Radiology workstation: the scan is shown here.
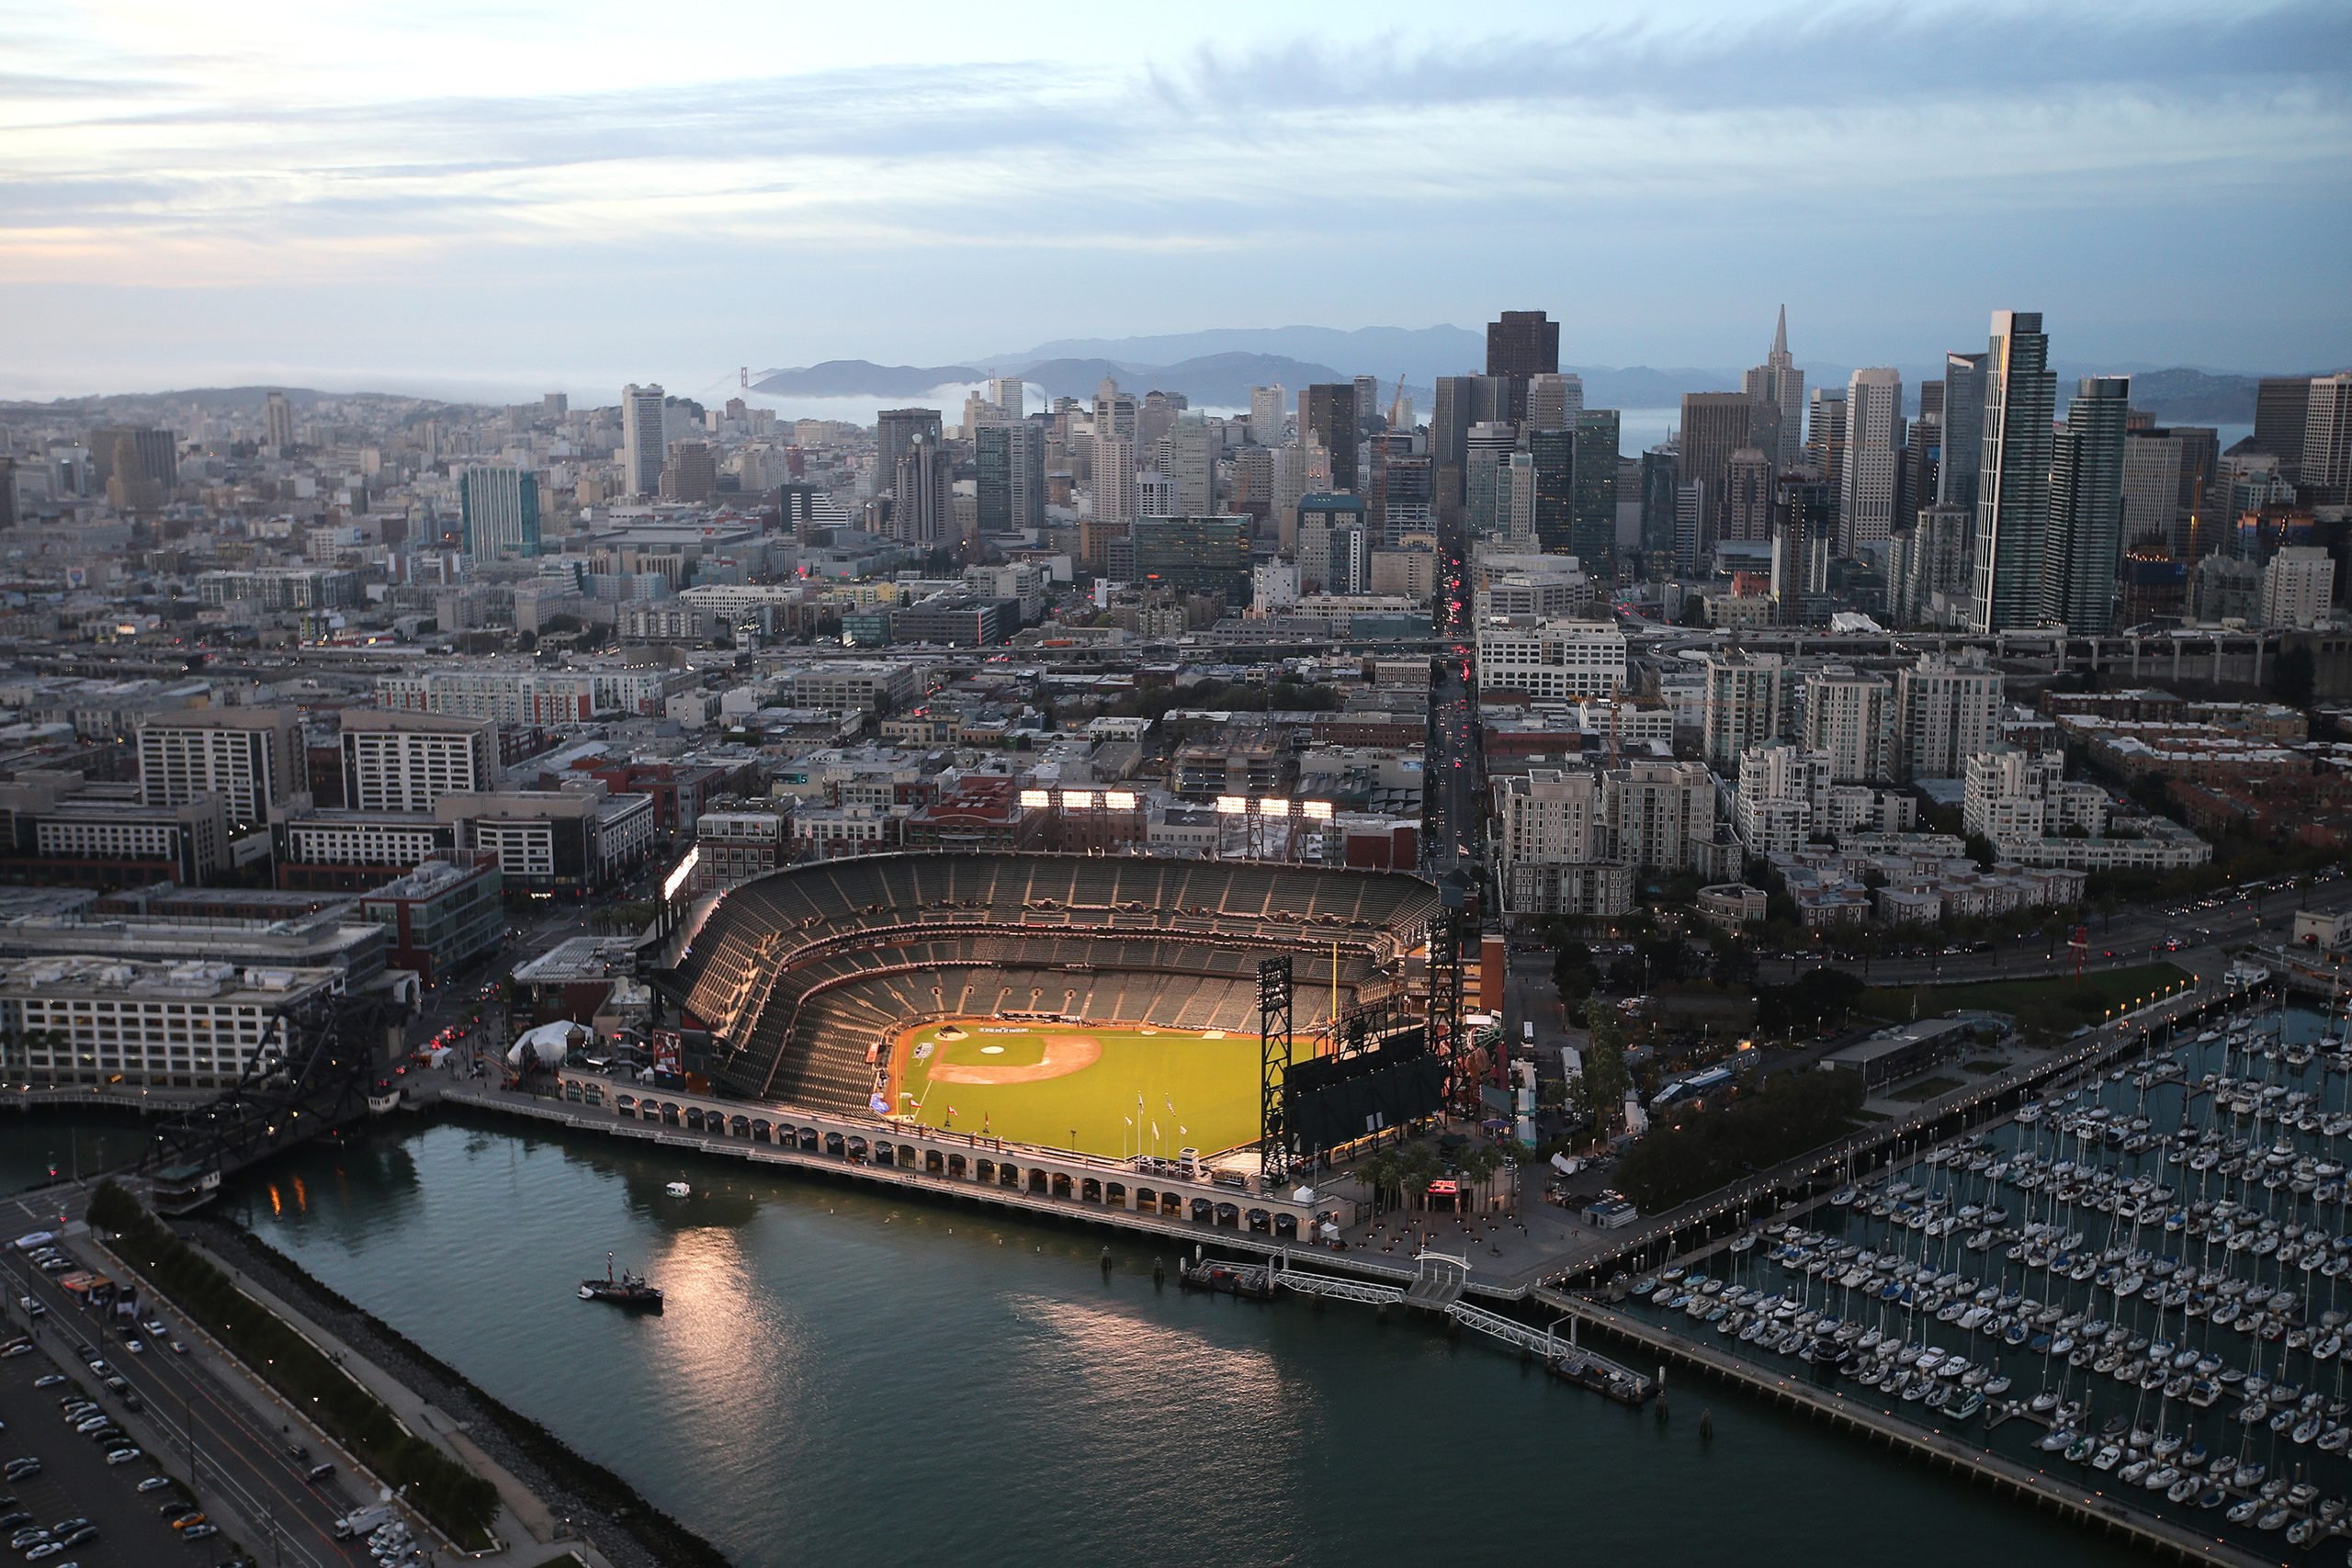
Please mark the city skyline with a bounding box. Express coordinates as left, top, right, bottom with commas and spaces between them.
4, 1, 2347, 400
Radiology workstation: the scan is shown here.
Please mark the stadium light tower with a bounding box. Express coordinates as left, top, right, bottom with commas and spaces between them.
1258, 956, 1293, 1184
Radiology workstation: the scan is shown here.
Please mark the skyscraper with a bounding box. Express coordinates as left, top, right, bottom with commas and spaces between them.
662, 440, 716, 503
1969, 310, 2058, 632
1169, 414, 1217, 515
1527, 427, 1576, 555
890, 432, 952, 546
1839, 367, 1903, 556
1741, 307, 1805, 468
1724, 447, 1774, 543
1938, 352, 1988, 511
2041, 375, 2130, 632
458, 466, 541, 558
1805, 389, 1847, 491
876, 408, 943, 497
1463, 422, 1517, 537
1678, 392, 1757, 553
1250, 385, 1287, 447
1301, 384, 1359, 493
264, 390, 296, 454
1528, 373, 1583, 432
622, 383, 666, 497
1772, 475, 1835, 614
1430, 375, 1504, 523
1893, 650, 2001, 781
975, 421, 1046, 534
1486, 310, 1560, 378
1571, 410, 1620, 579
2254, 377, 2313, 477
2304, 374, 2352, 502
1093, 438, 1138, 525
987, 377, 1025, 420
1638, 447, 1679, 573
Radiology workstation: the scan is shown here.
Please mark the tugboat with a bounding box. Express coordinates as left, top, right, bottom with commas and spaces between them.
579, 1251, 663, 1312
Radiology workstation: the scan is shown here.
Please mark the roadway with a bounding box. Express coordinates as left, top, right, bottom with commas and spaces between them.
0, 1188, 366, 1568
1757, 870, 2352, 987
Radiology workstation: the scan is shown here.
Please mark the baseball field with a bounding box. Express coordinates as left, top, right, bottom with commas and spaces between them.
887, 1018, 1298, 1158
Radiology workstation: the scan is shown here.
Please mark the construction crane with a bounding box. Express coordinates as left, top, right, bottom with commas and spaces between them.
1386, 372, 1409, 430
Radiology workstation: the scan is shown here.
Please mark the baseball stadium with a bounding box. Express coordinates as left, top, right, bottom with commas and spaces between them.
670, 853, 1445, 1163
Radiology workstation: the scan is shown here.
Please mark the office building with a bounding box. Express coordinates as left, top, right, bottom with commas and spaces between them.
1839, 367, 1903, 556
1773, 475, 1835, 611
458, 466, 541, 558
1131, 515, 1252, 604
1430, 376, 1505, 520
621, 383, 666, 497
1170, 415, 1217, 514
876, 408, 944, 497
1679, 392, 1760, 551
975, 420, 1046, 534
1939, 352, 1988, 512
1463, 421, 1518, 537
138, 707, 301, 829
987, 377, 1024, 420
1801, 667, 1894, 782
1528, 373, 1583, 432
1702, 650, 1791, 771
2255, 377, 2312, 477
1970, 310, 2059, 632
1724, 447, 1774, 544
1528, 428, 1577, 555
264, 390, 297, 454
358, 854, 505, 983
339, 711, 498, 814
1741, 307, 1806, 468
2041, 375, 2131, 632
1475, 618, 1628, 701
890, 432, 953, 545
1250, 384, 1288, 446
2262, 546, 2337, 628
662, 440, 717, 503
1487, 310, 1560, 378
1890, 650, 2001, 783
1302, 385, 1359, 493
2307, 374, 2352, 502
1572, 410, 1620, 577
0, 956, 343, 1090
1806, 389, 1846, 491
1298, 494, 1372, 593
1638, 448, 1679, 570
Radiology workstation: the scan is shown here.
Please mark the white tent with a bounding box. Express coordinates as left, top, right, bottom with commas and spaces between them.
507, 1020, 588, 1070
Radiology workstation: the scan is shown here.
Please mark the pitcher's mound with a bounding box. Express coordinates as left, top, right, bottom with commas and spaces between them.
932, 1033, 1103, 1084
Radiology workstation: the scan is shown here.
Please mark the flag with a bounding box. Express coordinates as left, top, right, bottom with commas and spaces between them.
1180, 1125, 1188, 1136
1124, 1116, 1133, 1126
1151, 1122, 1160, 1140
946, 1106, 957, 1118
1165, 1098, 1174, 1112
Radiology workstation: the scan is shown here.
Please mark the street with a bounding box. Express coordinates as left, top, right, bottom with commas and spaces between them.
0, 1187, 365, 1568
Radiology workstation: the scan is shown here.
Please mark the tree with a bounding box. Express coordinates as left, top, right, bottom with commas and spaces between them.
1553, 941, 1599, 1006
1577, 998, 1631, 1134
1963, 832, 1998, 871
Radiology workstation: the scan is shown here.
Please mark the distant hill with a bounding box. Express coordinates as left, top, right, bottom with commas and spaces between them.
1002, 325, 1483, 388
1018, 352, 1357, 408
2119, 367, 2262, 424
751, 360, 983, 398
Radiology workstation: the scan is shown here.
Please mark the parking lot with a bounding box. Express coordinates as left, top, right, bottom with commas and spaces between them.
0, 1325, 237, 1567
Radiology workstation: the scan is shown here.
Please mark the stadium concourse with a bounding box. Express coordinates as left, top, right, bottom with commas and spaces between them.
670, 853, 1442, 1153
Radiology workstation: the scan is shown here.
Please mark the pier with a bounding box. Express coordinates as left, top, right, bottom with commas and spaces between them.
1532, 1289, 2275, 1568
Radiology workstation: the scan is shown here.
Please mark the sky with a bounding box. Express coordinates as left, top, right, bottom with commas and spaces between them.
2, 0, 2346, 404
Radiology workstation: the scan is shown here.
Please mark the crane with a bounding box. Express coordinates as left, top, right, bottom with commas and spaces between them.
1387, 372, 1409, 430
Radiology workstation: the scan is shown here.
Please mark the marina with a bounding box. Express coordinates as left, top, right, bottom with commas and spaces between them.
1586, 989, 2352, 1564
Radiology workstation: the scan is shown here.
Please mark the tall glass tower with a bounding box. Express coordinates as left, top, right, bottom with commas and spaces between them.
1968, 310, 2058, 632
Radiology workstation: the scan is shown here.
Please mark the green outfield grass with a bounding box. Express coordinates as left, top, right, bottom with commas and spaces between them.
890, 1020, 1295, 1157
